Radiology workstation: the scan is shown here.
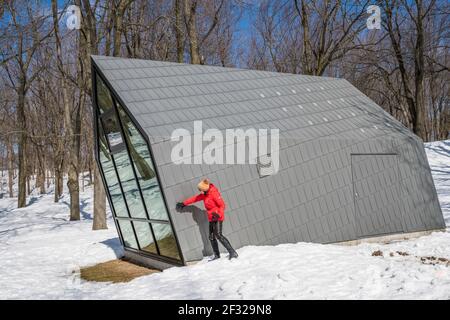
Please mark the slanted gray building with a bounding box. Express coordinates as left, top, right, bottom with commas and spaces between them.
91, 55, 445, 269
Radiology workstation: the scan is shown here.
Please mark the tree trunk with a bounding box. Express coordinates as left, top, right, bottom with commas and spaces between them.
26, 174, 31, 196
113, 1, 130, 57
92, 163, 107, 230
77, 0, 106, 226
412, 0, 426, 140
46, 169, 51, 189
52, 0, 80, 220
7, 137, 14, 198
68, 168, 80, 221
296, 0, 313, 75
88, 160, 92, 185
174, 0, 184, 63
184, 0, 201, 64
53, 148, 64, 202
54, 166, 62, 202
0, 160, 3, 194
35, 151, 46, 194
104, 5, 113, 56
17, 83, 27, 208
68, 95, 82, 221
39, 167, 45, 194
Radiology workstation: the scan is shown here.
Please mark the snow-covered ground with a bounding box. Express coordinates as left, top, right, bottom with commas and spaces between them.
0, 141, 449, 300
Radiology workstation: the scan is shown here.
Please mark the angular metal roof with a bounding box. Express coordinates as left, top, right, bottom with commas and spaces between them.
92, 55, 415, 147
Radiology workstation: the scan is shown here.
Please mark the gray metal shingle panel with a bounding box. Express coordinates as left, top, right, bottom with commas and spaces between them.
92, 55, 444, 264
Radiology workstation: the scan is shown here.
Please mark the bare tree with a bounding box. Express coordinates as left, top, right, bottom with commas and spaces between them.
174, 0, 185, 62
0, 84, 16, 198
77, 0, 108, 229
294, 0, 369, 76
51, 0, 81, 220
113, 0, 135, 56
2, 1, 51, 207
183, 0, 225, 64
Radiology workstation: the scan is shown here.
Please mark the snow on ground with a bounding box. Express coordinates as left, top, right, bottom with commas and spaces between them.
426, 141, 450, 227
0, 141, 449, 300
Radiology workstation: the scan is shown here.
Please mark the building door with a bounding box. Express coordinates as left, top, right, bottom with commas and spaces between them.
351, 154, 405, 238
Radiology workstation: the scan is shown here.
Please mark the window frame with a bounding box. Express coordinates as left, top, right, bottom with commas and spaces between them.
92, 61, 185, 266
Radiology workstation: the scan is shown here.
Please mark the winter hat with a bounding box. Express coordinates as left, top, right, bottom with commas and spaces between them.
197, 179, 210, 192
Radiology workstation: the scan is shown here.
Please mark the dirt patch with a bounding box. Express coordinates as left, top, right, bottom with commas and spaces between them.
81, 259, 160, 283
372, 250, 383, 256
371, 250, 449, 266
420, 256, 450, 266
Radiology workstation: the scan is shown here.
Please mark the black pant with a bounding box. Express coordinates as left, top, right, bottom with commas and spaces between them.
209, 221, 236, 256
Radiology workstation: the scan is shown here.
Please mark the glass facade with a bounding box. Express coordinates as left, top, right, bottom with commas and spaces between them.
94, 72, 182, 264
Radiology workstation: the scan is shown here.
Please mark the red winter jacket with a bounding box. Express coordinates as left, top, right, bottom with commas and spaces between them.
183, 184, 226, 222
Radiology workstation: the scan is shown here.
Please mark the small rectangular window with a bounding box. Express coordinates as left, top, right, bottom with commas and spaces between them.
257, 154, 275, 177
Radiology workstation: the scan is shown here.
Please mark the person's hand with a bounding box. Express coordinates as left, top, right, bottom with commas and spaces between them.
176, 202, 185, 210
211, 212, 220, 222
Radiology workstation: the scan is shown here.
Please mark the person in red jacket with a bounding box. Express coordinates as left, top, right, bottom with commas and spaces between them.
176, 179, 238, 260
